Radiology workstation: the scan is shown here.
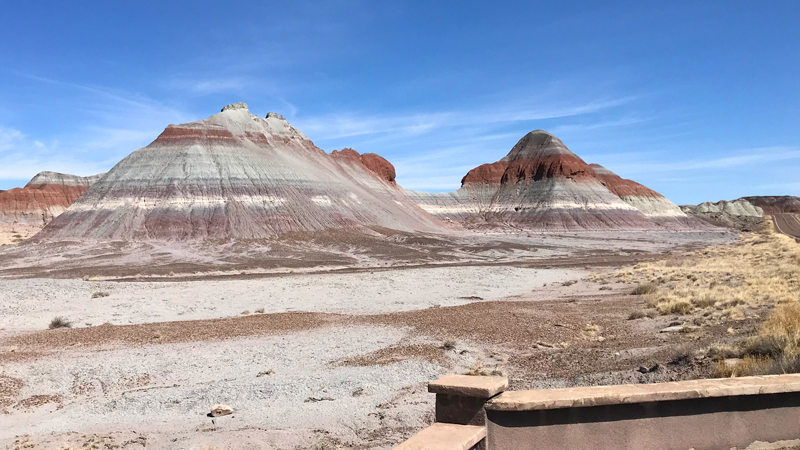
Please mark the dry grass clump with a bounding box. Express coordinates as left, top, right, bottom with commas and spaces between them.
631, 282, 658, 295
628, 310, 647, 320
655, 296, 694, 315
713, 303, 800, 377
465, 362, 504, 377
48, 316, 72, 329
610, 232, 800, 317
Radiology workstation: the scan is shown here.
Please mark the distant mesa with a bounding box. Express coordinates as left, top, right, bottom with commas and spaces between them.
0, 171, 104, 226
36, 103, 440, 240
740, 196, 800, 214
406, 130, 699, 230
682, 199, 763, 218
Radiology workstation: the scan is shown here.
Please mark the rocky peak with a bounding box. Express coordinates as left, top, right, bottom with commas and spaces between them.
502, 130, 576, 161
266, 112, 286, 121
221, 102, 249, 112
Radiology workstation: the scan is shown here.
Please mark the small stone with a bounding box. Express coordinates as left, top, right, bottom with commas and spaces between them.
210, 404, 233, 417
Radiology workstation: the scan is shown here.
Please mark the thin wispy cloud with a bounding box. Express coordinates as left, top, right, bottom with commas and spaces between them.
607, 147, 800, 175
0, 72, 193, 182
296, 96, 638, 142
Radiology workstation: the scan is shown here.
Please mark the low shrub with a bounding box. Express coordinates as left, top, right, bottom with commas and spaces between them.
627, 310, 647, 320
656, 298, 693, 315
631, 283, 658, 296
669, 343, 696, 365
48, 316, 72, 329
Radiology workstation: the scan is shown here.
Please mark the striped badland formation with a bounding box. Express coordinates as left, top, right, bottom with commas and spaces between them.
34, 106, 705, 240
588, 163, 701, 228
0, 171, 103, 226
741, 196, 800, 214
37, 103, 442, 240
405, 130, 694, 230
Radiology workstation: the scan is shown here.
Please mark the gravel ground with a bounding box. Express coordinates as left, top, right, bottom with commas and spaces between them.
0, 266, 589, 332
2, 325, 483, 449
0, 229, 742, 449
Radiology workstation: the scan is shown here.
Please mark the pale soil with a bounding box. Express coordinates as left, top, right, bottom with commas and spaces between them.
0, 229, 752, 449
0, 266, 590, 332
0, 224, 41, 246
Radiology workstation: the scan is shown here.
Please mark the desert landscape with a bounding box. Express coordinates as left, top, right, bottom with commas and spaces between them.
1, 101, 798, 449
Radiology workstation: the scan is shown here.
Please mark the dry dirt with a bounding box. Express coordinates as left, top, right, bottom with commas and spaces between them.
1, 228, 772, 449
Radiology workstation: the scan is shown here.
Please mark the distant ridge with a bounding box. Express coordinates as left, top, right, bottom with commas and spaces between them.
0, 171, 103, 226
589, 163, 701, 228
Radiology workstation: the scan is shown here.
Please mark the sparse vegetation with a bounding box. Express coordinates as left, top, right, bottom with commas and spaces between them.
656, 297, 694, 315
627, 310, 647, 320
48, 316, 72, 329
598, 230, 800, 321
669, 343, 696, 365
631, 282, 658, 296
91, 292, 110, 299
602, 226, 800, 378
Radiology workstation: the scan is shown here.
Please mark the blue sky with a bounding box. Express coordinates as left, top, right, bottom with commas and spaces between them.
0, 1, 798, 204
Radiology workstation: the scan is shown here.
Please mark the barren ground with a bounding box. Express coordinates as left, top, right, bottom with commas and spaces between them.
4, 228, 787, 449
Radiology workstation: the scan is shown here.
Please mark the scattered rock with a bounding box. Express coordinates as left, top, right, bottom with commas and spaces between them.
305, 397, 334, 403
210, 404, 233, 417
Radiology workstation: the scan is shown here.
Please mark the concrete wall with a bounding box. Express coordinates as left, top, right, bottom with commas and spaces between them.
486, 391, 800, 450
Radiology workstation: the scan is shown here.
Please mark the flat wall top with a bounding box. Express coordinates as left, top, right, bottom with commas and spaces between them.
429, 374, 508, 398
485, 374, 800, 411
393, 423, 486, 450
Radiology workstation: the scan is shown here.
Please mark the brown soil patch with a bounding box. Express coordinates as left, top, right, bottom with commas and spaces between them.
16, 394, 62, 409
336, 344, 449, 367
6, 311, 342, 349
362, 295, 761, 382
0, 375, 24, 410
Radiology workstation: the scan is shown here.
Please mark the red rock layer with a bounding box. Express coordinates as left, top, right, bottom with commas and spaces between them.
589, 164, 662, 198
461, 161, 508, 185
496, 130, 596, 183
330, 148, 396, 184
0, 172, 102, 225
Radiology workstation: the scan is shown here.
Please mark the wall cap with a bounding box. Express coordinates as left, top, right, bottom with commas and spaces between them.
485, 374, 800, 411
393, 423, 486, 450
429, 374, 508, 398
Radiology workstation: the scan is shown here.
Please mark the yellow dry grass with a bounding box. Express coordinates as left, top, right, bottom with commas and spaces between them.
592, 222, 800, 377
598, 229, 800, 317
